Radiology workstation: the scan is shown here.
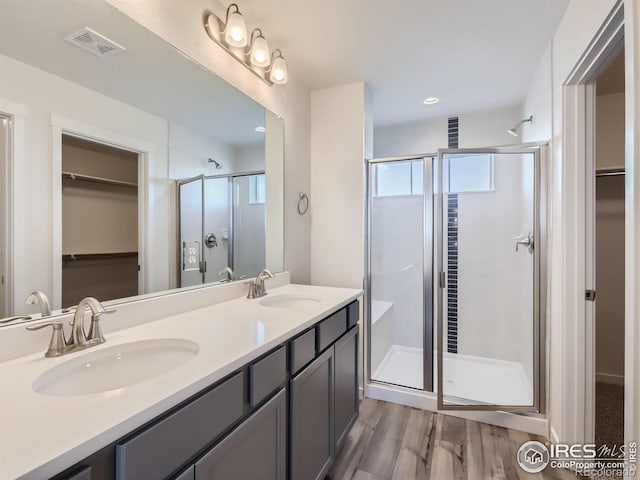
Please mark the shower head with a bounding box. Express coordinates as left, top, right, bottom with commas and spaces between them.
507, 115, 533, 137
208, 158, 222, 170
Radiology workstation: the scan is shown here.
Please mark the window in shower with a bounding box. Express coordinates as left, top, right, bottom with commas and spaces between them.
368, 158, 432, 390
447, 153, 494, 193
249, 174, 266, 204
373, 161, 423, 197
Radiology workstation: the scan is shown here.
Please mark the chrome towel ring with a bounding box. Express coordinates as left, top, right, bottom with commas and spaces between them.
297, 192, 309, 215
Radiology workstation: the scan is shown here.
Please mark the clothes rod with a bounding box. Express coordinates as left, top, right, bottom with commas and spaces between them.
595, 168, 625, 178
62, 252, 138, 261
62, 171, 138, 189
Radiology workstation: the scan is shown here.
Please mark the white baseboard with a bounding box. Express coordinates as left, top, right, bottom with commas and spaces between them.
365, 382, 548, 437
596, 372, 625, 385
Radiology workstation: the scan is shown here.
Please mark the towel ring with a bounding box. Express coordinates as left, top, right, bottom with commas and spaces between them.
297, 192, 309, 215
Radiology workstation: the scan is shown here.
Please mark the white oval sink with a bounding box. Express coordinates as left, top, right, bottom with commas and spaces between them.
259, 294, 322, 309
33, 338, 199, 397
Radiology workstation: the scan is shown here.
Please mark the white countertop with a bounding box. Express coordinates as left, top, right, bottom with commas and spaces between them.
0, 283, 361, 480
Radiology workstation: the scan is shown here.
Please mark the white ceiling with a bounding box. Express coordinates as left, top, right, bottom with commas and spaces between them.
237, 0, 571, 126
0, 0, 265, 147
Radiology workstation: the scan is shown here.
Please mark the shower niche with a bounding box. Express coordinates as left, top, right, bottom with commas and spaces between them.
366, 144, 544, 414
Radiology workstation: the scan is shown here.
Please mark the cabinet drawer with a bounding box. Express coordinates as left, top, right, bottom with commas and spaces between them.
249, 346, 287, 407
317, 308, 347, 352
347, 301, 359, 329
290, 329, 316, 375
195, 388, 287, 480
116, 372, 244, 480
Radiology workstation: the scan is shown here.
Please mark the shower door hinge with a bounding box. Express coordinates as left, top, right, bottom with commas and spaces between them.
585, 289, 596, 302
439, 272, 446, 288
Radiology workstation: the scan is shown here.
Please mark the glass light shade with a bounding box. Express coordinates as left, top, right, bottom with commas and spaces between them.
270, 56, 288, 84
224, 11, 247, 47
250, 35, 270, 67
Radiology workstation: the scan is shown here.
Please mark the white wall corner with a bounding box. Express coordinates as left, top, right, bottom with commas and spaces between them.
310, 82, 367, 289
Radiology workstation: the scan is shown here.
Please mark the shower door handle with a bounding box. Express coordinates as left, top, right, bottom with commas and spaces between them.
515, 232, 534, 253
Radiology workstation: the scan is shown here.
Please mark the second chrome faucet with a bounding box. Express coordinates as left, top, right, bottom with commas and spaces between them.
26, 297, 115, 357
245, 269, 275, 299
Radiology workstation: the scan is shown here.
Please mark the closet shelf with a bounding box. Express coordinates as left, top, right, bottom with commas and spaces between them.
62, 171, 138, 189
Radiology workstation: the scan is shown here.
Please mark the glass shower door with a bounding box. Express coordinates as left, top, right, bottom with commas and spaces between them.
437, 146, 540, 411
178, 175, 204, 287
232, 174, 266, 279
203, 177, 231, 284
368, 158, 433, 391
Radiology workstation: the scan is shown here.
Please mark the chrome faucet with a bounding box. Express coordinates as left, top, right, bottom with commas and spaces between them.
246, 269, 275, 299
25, 291, 52, 317
68, 297, 114, 347
27, 297, 115, 357
219, 267, 235, 283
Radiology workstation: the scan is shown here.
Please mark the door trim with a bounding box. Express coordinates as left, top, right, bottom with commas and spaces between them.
436, 144, 545, 413
560, 0, 625, 444
51, 114, 152, 308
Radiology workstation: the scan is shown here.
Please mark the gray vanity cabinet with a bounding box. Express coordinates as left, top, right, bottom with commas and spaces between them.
334, 326, 359, 451
195, 388, 287, 480
50, 301, 360, 480
290, 347, 335, 480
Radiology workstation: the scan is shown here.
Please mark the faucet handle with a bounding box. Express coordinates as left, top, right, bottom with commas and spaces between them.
87, 307, 115, 344
26, 321, 66, 357
244, 280, 259, 299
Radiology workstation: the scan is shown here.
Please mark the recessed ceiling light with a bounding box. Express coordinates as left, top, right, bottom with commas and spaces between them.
255, 126, 266, 133
423, 97, 440, 105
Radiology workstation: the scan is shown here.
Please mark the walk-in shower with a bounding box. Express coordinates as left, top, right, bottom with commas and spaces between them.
177, 171, 266, 287
366, 144, 545, 416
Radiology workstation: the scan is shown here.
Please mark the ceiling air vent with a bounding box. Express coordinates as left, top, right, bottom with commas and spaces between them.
64, 27, 125, 57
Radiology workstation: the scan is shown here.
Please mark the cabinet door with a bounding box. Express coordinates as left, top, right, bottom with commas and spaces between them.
195, 388, 286, 480
290, 347, 334, 480
334, 326, 359, 451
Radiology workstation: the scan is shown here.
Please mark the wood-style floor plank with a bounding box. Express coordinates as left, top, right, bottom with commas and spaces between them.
326, 398, 579, 480
358, 402, 411, 478
390, 408, 433, 479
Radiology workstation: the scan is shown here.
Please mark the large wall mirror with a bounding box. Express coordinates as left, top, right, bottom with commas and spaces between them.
0, 0, 284, 323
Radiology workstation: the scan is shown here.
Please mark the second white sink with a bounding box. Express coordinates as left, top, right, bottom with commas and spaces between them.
259, 294, 321, 309
33, 338, 199, 397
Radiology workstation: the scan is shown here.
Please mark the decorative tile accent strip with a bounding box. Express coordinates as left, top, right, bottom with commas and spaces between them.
447, 117, 459, 354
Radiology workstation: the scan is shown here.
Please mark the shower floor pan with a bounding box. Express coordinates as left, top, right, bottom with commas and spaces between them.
372, 345, 533, 406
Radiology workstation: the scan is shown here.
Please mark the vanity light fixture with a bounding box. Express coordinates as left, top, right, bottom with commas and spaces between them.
268, 50, 288, 85
255, 126, 266, 132
247, 29, 270, 67
423, 97, 440, 105
204, 3, 287, 86
223, 3, 247, 47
